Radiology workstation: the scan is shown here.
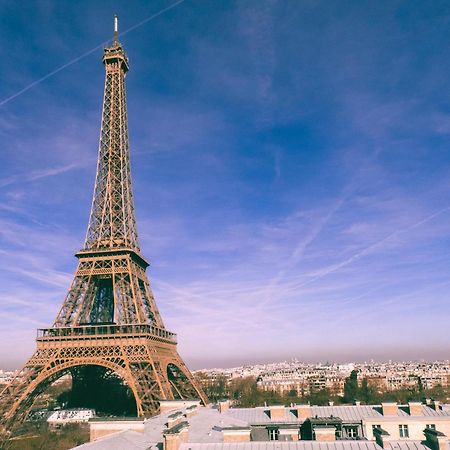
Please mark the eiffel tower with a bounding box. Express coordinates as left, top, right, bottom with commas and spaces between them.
0, 17, 207, 431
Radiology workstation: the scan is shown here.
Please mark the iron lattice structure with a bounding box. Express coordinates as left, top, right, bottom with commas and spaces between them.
0, 22, 207, 432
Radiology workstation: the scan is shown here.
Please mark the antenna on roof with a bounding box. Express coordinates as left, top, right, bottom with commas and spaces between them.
113, 15, 119, 43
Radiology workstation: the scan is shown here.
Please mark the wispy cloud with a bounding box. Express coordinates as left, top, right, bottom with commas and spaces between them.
0, 163, 81, 188
1, 0, 450, 369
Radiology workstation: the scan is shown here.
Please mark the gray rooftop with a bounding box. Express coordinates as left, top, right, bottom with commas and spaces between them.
181, 441, 450, 450
72, 404, 450, 450
180, 441, 383, 450
73, 406, 248, 450
74, 429, 154, 450
224, 405, 450, 424
389, 442, 450, 450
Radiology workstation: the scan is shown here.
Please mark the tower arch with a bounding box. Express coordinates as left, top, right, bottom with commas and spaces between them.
3, 359, 140, 425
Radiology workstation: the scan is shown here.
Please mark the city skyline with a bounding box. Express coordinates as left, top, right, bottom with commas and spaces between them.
1, 0, 450, 370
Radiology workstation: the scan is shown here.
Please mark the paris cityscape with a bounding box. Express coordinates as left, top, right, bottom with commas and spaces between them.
196, 360, 450, 395
1, 359, 449, 397
1, 1, 450, 450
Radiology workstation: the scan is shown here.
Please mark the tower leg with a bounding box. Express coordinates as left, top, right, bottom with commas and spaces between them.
0, 338, 207, 433
165, 355, 208, 405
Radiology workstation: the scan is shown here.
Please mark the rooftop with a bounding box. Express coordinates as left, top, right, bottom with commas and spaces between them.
225, 404, 450, 425
72, 402, 450, 450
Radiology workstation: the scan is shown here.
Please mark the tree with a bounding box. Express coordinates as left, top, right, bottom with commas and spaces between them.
307, 388, 333, 406
288, 389, 298, 398
360, 378, 378, 403
343, 370, 359, 403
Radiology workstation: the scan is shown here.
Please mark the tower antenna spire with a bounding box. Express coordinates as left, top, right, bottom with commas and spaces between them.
113, 14, 119, 43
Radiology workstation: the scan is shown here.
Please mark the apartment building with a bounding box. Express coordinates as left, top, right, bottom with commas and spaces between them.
71, 400, 450, 449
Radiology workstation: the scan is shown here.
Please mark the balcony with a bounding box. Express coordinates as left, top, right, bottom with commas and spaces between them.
36, 323, 177, 343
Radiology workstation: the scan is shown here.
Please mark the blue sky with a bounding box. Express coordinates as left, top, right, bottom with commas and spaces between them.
1, 0, 450, 370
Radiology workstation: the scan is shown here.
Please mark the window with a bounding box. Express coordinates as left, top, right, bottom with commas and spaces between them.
268, 428, 279, 441
399, 425, 409, 438
426, 424, 436, 430
346, 427, 358, 438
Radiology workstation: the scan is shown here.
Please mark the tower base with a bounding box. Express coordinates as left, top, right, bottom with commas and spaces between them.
0, 324, 207, 431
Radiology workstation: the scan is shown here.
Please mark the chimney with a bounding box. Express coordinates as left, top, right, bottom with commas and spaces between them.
222, 427, 251, 442
268, 405, 285, 420
185, 404, 198, 418
328, 401, 334, 406
89, 419, 145, 442
163, 422, 189, 450
314, 426, 336, 441
354, 400, 361, 406
381, 402, 398, 416
408, 402, 422, 416
424, 428, 448, 450
160, 400, 200, 413
374, 427, 393, 449
279, 428, 299, 441
167, 411, 184, 428
296, 404, 311, 419
218, 400, 230, 413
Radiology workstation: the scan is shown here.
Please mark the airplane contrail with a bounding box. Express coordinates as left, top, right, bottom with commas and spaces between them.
0, 0, 186, 107
287, 204, 450, 291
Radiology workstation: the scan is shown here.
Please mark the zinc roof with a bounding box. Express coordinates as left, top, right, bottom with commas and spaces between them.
311, 406, 381, 422
71, 404, 450, 450
412, 406, 450, 417
225, 407, 298, 424
72, 406, 248, 450
180, 441, 383, 450
224, 405, 450, 425
73, 429, 154, 450
389, 441, 450, 450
